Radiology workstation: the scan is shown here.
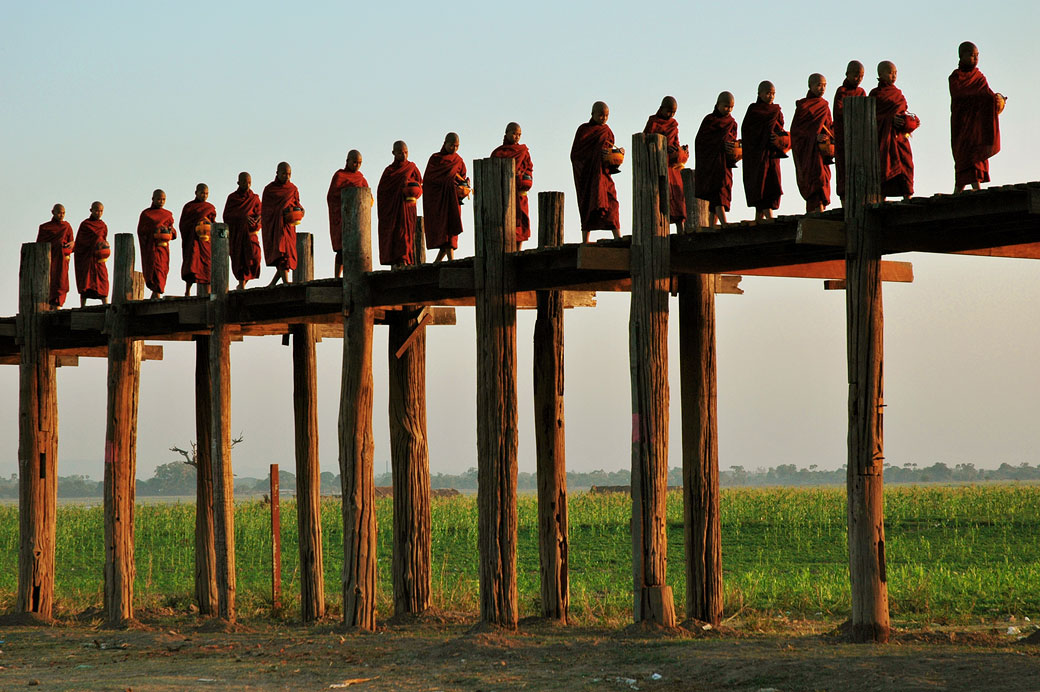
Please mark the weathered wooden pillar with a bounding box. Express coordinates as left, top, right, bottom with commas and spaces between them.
103, 234, 143, 626
194, 335, 217, 615
474, 156, 519, 628
843, 96, 890, 643
628, 133, 676, 628
209, 225, 236, 622
339, 186, 377, 630
681, 169, 710, 232
388, 218, 431, 616
16, 242, 58, 620
533, 191, 568, 623
291, 232, 325, 622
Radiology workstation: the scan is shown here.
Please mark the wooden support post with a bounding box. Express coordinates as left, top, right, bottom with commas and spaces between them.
628, 133, 676, 628
474, 156, 519, 629
103, 234, 143, 627
194, 335, 217, 615
291, 233, 325, 622
843, 96, 890, 643
680, 169, 711, 232
339, 186, 377, 630
16, 242, 58, 620
270, 463, 281, 612
533, 191, 568, 623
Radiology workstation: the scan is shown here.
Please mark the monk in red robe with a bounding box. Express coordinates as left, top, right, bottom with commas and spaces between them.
950, 41, 1004, 192
869, 61, 921, 199
261, 162, 303, 286
695, 92, 739, 228
643, 96, 686, 230
327, 151, 369, 277
572, 101, 621, 243
741, 82, 785, 222
791, 73, 834, 213
424, 134, 468, 261
490, 122, 534, 247
136, 189, 176, 299
179, 184, 217, 296
377, 141, 423, 267
73, 201, 109, 307
223, 172, 263, 289
36, 204, 74, 307
833, 60, 866, 201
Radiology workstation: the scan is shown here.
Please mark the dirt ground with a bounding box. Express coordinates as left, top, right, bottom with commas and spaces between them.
1, 612, 1039, 691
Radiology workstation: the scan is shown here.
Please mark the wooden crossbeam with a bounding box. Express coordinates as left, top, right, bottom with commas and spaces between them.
796, 218, 846, 246
393, 309, 433, 359
732, 259, 913, 282
0, 344, 164, 366
952, 242, 1040, 260
716, 275, 743, 294
577, 245, 630, 271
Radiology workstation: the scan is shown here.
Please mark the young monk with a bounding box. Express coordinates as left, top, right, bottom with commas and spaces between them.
261, 162, 303, 286
73, 201, 109, 307
694, 91, 739, 228
572, 101, 621, 243
950, 41, 1004, 192
643, 96, 686, 230
791, 74, 834, 213
490, 122, 534, 247
36, 203, 74, 307
376, 140, 423, 267
741, 82, 785, 222
223, 172, 262, 289
833, 60, 866, 201
869, 61, 921, 199
327, 151, 369, 277
423, 134, 467, 261
137, 189, 176, 299
180, 183, 216, 296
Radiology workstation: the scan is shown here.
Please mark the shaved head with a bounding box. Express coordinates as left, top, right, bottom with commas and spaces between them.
505, 122, 520, 135
878, 61, 897, 85
591, 101, 609, 125
276, 161, 291, 183
444, 132, 459, 146
716, 91, 734, 106
959, 41, 977, 58
392, 140, 408, 162
846, 60, 864, 77
758, 80, 774, 94
504, 122, 522, 145
346, 149, 362, 167
90, 201, 104, 218
237, 171, 251, 187
660, 96, 677, 111
441, 133, 459, 155
151, 189, 166, 207
51, 204, 65, 221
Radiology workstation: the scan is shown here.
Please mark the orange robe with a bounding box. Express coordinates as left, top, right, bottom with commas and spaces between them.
833, 80, 866, 200
376, 160, 422, 266
423, 152, 467, 251
36, 219, 74, 306
741, 100, 784, 211
869, 81, 921, 197
327, 169, 369, 257
261, 179, 302, 271
791, 92, 833, 211
643, 114, 686, 224
570, 119, 620, 232
490, 141, 533, 244
137, 206, 176, 294
694, 110, 738, 212
223, 188, 262, 283
73, 217, 109, 300
949, 66, 1000, 188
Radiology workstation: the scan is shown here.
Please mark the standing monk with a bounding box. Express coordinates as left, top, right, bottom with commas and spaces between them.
377, 140, 423, 267
741, 82, 786, 222
223, 172, 263, 289
571, 101, 621, 243
643, 96, 686, 230
137, 189, 176, 299
950, 41, 1003, 192
490, 122, 534, 247
423, 134, 467, 261
36, 204, 74, 307
261, 162, 303, 286
73, 201, 109, 307
327, 151, 369, 277
833, 60, 866, 201
870, 61, 921, 199
180, 183, 217, 296
791, 73, 834, 213
694, 92, 739, 228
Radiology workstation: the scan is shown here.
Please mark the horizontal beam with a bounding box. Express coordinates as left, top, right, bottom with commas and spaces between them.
732, 259, 913, 283
0, 343, 163, 366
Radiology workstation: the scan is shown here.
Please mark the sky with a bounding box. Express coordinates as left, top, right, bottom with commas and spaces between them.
2, 0, 1039, 481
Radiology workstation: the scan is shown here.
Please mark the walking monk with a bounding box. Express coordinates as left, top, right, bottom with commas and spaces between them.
136, 189, 176, 299
36, 203, 74, 307
327, 151, 369, 277
950, 41, 1004, 192
423, 134, 467, 261
741, 82, 786, 222
180, 184, 217, 296
870, 61, 921, 199
791, 74, 834, 213
643, 96, 686, 230
490, 122, 534, 247
694, 92, 739, 228
261, 162, 303, 286
571, 101, 621, 243
223, 172, 262, 289
833, 60, 866, 201
73, 201, 109, 307
377, 140, 423, 267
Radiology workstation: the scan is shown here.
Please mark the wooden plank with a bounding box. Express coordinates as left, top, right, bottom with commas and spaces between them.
730, 259, 913, 283
716, 276, 743, 295
797, 218, 847, 246
576, 245, 630, 271
54, 355, 78, 367
439, 267, 475, 289
305, 286, 344, 304
392, 309, 432, 359
952, 242, 1040, 259
70, 312, 106, 331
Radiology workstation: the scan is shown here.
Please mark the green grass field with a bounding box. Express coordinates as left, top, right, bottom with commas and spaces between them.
0, 485, 1037, 624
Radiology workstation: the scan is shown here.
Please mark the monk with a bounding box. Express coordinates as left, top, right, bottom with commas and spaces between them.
490, 122, 534, 247
694, 92, 739, 228
423, 134, 467, 261
327, 150, 369, 277
643, 96, 686, 230
223, 172, 263, 289
791, 73, 834, 213
741, 82, 785, 222
36, 203, 74, 307
261, 161, 303, 286
950, 41, 1003, 192
136, 189, 176, 299
833, 60, 866, 201
179, 184, 217, 296
571, 101, 621, 242
869, 61, 921, 199
73, 201, 109, 307
377, 140, 423, 267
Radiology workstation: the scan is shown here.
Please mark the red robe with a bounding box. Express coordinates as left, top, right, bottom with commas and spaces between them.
741, 100, 784, 211
137, 206, 176, 294
833, 80, 867, 199
643, 114, 686, 224
180, 200, 217, 285
376, 160, 422, 266
261, 179, 302, 271
949, 67, 1000, 188
791, 92, 833, 211
422, 152, 467, 251
490, 141, 533, 244
223, 188, 262, 284
36, 219, 74, 306
570, 120, 620, 232
869, 81, 921, 197
327, 169, 369, 255
73, 217, 109, 300
694, 110, 738, 212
